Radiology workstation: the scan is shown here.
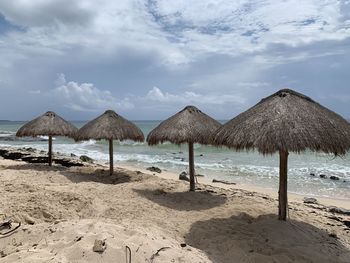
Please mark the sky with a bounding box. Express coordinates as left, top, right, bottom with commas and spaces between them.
0, 0, 349, 121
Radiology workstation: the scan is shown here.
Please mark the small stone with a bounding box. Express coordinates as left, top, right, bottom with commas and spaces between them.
329, 232, 337, 238
330, 176, 339, 180
146, 166, 162, 173
24, 215, 35, 225
42, 210, 53, 219
79, 155, 94, 163
310, 173, 315, 176
180, 243, 187, 247
93, 239, 106, 253
25, 147, 36, 153
303, 197, 318, 204
179, 171, 190, 182
0, 250, 7, 258
75, 236, 83, 242
344, 221, 350, 228
212, 179, 236, 185
328, 206, 350, 215
70, 153, 77, 157
319, 174, 327, 178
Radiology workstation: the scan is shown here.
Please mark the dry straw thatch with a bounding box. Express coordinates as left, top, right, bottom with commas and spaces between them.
75, 110, 144, 142
16, 111, 77, 138
147, 105, 221, 191
214, 89, 350, 220
16, 111, 78, 166
147, 106, 221, 146
214, 89, 350, 155
75, 110, 144, 175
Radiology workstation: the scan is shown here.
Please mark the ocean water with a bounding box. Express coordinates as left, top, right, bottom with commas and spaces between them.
0, 120, 350, 199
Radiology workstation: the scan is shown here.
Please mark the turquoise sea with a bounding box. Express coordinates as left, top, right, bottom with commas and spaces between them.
0, 120, 349, 199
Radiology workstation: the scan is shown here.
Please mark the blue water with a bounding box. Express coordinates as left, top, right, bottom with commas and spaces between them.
1, 120, 349, 199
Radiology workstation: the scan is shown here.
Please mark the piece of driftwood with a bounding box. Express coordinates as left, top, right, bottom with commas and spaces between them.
212, 179, 236, 185
0, 220, 21, 235
150, 247, 170, 262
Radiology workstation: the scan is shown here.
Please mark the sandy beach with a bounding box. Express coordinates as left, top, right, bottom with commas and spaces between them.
1, 154, 350, 263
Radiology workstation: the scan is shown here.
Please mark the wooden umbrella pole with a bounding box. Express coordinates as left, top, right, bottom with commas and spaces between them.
109, 139, 113, 175
278, 150, 289, 220
189, 142, 195, 191
48, 135, 52, 166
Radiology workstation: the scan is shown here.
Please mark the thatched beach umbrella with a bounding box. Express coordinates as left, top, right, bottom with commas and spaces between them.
75, 110, 144, 175
147, 105, 221, 191
214, 89, 350, 220
16, 111, 78, 166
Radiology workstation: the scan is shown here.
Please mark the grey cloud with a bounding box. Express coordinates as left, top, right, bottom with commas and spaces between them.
0, 1, 349, 121
0, 1, 95, 27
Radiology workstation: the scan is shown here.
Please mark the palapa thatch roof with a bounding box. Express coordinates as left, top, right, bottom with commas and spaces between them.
75, 110, 144, 141
214, 89, 350, 155
147, 105, 221, 145
16, 111, 77, 137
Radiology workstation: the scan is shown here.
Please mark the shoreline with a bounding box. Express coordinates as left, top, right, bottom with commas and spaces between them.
118, 163, 350, 210
1, 144, 349, 209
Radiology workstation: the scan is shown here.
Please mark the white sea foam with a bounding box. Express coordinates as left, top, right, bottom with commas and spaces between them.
38, 136, 56, 141
1, 125, 350, 199
79, 139, 96, 146
0, 133, 13, 137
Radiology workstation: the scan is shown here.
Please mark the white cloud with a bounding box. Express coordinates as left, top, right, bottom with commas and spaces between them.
52, 73, 134, 112
143, 86, 245, 105
238, 82, 270, 88
52, 82, 247, 117
149, 0, 350, 56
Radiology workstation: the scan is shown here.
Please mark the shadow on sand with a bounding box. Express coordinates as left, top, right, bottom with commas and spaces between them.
5, 163, 67, 172
185, 213, 350, 263
134, 188, 227, 211
61, 168, 136, 184
5, 164, 141, 185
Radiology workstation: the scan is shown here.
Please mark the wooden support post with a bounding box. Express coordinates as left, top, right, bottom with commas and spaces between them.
109, 139, 113, 175
278, 150, 289, 221
48, 135, 52, 166
189, 142, 195, 191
